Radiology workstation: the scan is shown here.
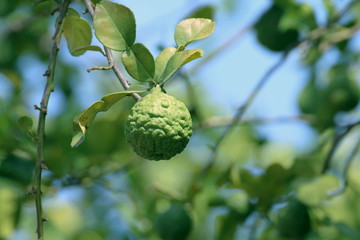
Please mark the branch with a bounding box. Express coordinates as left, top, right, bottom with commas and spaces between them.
188, 24, 253, 75
328, 137, 360, 198
32, 0, 71, 239
198, 114, 318, 130
198, 47, 294, 179
84, 0, 141, 101
321, 120, 360, 174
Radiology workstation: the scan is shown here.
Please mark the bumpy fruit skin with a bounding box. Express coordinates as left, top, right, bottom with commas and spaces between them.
125, 86, 192, 160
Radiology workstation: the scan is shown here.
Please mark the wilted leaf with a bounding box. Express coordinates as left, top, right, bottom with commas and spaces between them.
63, 14, 92, 56
122, 43, 155, 82
71, 88, 147, 147
94, 1, 136, 51
159, 48, 203, 84
154, 47, 177, 82
174, 18, 215, 49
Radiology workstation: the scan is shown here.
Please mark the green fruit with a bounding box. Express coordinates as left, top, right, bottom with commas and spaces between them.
254, 4, 299, 52
278, 200, 311, 239
125, 86, 192, 160
297, 82, 321, 115
156, 203, 192, 240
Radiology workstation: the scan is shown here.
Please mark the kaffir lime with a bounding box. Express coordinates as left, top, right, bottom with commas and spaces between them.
125, 86, 192, 160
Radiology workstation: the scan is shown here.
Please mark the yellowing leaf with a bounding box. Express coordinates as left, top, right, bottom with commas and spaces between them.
175, 18, 215, 49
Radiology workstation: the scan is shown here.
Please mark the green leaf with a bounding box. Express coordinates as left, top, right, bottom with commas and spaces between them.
159, 48, 203, 84
297, 174, 340, 206
67, 8, 80, 17
186, 5, 215, 20
71, 89, 147, 147
154, 47, 177, 82
174, 18, 215, 49
94, 1, 136, 51
71, 46, 105, 56
17, 116, 33, 132
63, 15, 92, 56
121, 43, 155, 82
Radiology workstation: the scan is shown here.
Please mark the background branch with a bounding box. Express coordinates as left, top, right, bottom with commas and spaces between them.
321, 120, 360, 174
198, 47, 294, 179
328, 137, 360, 198
198, 114, 318, 130
32, 0, 71, 239
84, 0, 141, 101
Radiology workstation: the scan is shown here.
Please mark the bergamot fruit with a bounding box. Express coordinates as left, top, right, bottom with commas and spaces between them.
125, 86, 192, 160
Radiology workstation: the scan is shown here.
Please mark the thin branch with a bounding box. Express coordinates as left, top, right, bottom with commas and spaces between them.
198, 48, 294, 179
87, 63, 114, 72
32, 0, 71, 239
328, 137, 360, 198
198, 114, 318, 130
84, 0, 141, 101
188, 24, 253, 75
321, 120, 360, 174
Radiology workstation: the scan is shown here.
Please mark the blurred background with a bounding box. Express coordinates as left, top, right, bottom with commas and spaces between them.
1, 0, 360, 239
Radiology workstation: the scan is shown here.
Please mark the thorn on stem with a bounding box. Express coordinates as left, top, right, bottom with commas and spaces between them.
42, 217, 48, 222
43, 70, 50, 77
34, 105, 47, 113
41, 162, 48, 170
26, 187, 36, 195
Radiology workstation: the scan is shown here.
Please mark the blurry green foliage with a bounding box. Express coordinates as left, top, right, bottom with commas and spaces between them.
0, 0, 360, 240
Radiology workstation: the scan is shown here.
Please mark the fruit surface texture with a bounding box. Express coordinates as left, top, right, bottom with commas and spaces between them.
125, 86, 192, 160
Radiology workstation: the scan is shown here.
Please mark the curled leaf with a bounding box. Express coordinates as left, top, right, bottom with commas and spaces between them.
175, 18, 215, 49
159, 48, 203, 84
71, 88, 147, 147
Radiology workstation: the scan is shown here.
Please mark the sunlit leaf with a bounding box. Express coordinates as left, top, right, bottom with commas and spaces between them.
175, 18, 215, 49
122, 43, 155, 82
154, 47, 177, 82
94, 1, 136, 51
71, 89, 147, 147
297, 174, 340, 206
159, 48, 203, 84
63, 14, 92, 56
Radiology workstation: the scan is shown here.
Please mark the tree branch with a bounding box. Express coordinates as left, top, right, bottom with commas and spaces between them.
328, 137, 360, 198
32, 0, 71, 239
198, 48, 294, 179
84, 0, 141, 101
198, 114, 318, 130
321, 120, 360, 174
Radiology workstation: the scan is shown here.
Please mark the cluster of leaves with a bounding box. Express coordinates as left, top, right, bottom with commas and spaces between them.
66, 1, 215, 147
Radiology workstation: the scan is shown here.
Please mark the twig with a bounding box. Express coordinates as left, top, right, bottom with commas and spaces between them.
83, 0, 141, 101
321, 120, 360, 174
32, 0, 71, 239
87, 64, 114, 72
199, 48, 294, 178
188, 24, 253, 75
328, 137, 360, 198
198, 114, 318, 130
